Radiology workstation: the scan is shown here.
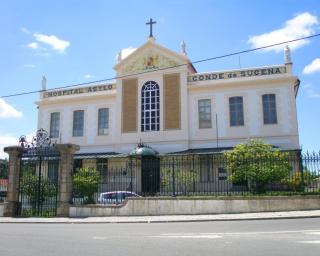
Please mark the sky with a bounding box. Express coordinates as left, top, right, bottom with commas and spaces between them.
0, 0, 319, 158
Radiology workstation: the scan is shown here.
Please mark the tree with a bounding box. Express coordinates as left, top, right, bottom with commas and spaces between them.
73, 167, 101, 204
225, 139, 291, 193
20, 167, 56, 214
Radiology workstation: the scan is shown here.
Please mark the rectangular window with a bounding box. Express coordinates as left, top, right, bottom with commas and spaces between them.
262, 94, 277, 124
229, 96, 244, 126
50, 112, 60, 138
98, 108, 109, 135
198, 99, 212, 129
73, 110, 84, 137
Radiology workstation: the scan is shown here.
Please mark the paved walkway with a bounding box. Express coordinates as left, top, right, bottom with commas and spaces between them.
1, 210, 320, 223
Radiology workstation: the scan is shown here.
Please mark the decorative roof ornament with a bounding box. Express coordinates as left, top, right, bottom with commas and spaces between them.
19, 128, 54, 149
117, 50, 122, 62
180, 40, 187, 55
42, 76, 47, 91
146, 18, 156, 38
129, 142, 158, 157
284, 45, 292, 64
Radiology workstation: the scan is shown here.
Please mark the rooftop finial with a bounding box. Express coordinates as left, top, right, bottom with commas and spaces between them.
284, 45, 292, 64
146, 18, 156, 38
117, 50, 122, 62
41, 76, 47, 91
180, 40, 187, 55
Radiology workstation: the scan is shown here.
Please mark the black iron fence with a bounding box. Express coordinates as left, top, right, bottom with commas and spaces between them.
72, 151, 320, 205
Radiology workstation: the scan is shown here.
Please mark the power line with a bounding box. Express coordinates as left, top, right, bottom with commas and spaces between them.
1, 33, 320, 99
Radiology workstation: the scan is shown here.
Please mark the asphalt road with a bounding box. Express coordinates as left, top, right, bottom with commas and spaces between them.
0, 218, 319, 256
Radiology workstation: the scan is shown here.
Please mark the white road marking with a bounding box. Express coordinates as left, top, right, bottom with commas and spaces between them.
304, 232, 320, 235
93, 236, 108, 240
158, 230, 320, 237
297, 241, 320, 244
152, 234, 222, 239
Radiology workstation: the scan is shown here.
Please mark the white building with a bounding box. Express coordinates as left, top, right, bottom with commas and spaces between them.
36, 35, 300, 155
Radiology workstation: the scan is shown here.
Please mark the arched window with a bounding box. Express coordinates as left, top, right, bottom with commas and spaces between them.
141, 81, 160, 132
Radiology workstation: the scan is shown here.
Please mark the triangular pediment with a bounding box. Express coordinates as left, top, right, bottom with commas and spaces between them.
114, 39, 190, 75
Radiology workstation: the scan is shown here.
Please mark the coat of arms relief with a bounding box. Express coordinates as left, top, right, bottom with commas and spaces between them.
122, 52, 179, 75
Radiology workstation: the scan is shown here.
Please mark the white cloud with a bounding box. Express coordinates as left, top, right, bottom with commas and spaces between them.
117, 47, 137, 60
23, 64, 36, 68
248, 12, 319, 52
34, 33, 70, 53
303, 58, 320, 74
0, 99, 22, 118
0, 135, 18, 159
21, 27, 30, 35
302, 83, 320, 98
84, 74, 94, 79
27, 42, 39, 49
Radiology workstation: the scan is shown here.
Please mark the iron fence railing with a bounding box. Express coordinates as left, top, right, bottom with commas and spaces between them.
0, 179, 8, 202
71, 151, 320, 205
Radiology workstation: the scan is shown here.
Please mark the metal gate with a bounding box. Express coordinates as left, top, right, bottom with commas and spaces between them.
17, 129, 60, 217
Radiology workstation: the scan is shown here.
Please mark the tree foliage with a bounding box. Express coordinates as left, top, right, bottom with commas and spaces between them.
73, 167, 101, 204
225, 139, 291, 193
20, 167, 56, 211
0, 160, 8, 179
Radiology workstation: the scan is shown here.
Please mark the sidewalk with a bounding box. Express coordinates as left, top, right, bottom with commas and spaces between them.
1, 210, 320, 223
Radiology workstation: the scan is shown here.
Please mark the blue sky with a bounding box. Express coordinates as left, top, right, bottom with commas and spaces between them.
0, 0, 319, 157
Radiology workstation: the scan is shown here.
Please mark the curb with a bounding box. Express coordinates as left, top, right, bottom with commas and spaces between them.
1, 211, 320, 224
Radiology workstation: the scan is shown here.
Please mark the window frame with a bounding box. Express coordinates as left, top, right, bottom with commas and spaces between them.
262, 94, 278, 125
229, 96, 244, 127
141, 81, 160, 132
198, 99, 212, 129
72, 110, 84, 137
98, 108, 109, 135
49, 112, 60, 138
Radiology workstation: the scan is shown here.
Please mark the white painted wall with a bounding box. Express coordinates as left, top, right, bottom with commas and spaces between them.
36, 48, 300, 154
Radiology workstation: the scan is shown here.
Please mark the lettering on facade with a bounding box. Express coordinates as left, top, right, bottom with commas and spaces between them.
189, 66, 287, 83
43, 84, 115, 98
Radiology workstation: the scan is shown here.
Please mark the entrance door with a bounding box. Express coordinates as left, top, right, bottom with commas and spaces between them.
141, 156, 160, 195
18, 148, 60, 217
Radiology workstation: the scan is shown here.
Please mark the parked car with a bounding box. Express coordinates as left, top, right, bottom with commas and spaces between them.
98, 191, 140, 205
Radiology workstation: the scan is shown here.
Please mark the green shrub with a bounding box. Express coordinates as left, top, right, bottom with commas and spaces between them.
73, 167, 101, 204
20, 167, 56, 214
225, 139, 291, 193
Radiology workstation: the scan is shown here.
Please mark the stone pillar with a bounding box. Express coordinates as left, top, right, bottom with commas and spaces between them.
56, 144, 80, 217
3, 146, 23, 217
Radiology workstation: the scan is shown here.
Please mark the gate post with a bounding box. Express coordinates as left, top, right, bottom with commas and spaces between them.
56, 144, 79, 217
3, 146, 23, 217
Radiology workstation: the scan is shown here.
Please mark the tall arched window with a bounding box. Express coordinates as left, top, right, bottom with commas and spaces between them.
141, 81, 160, 132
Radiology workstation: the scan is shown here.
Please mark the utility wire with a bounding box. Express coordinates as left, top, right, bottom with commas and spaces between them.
1, 33, 320, 99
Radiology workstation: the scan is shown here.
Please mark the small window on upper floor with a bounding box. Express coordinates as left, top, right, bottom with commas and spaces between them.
98, 108, 109, 135
198, 99, 212, 129
262, 94, 277, 125
73, 110, 84, 137
229, 96, 244, 126
50, 112, 60, 138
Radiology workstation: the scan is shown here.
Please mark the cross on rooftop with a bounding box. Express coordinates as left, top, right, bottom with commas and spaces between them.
146, 18, 156, 38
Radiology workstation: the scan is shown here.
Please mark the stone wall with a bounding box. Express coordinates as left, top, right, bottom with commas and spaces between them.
70, 196, 320, 217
